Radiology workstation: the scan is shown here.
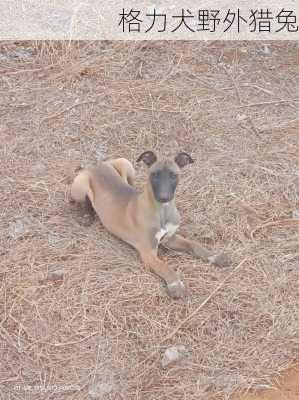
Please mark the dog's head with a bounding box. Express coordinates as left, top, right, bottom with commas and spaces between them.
136, 151, 194, 204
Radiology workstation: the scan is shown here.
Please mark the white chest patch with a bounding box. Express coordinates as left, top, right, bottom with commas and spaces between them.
155, 223, 179, 243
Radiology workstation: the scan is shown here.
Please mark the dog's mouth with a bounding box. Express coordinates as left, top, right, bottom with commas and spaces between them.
154, 193, 174, 204
158, 198, 172, 204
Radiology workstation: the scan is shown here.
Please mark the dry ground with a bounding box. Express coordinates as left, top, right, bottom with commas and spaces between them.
0, 41, 298, 400
234, 366, 299, 400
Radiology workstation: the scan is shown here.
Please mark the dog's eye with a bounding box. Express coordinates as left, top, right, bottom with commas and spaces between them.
170, 173, 177, 180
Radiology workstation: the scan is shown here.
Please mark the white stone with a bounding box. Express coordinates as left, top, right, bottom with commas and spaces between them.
8, 217, 31, 240
48, 268, 64, 281
167, 280, 184, 289
161, 345, 188, 368
208, 254, 218, 264
260, 44, 271, 55
292, 210, 299, 220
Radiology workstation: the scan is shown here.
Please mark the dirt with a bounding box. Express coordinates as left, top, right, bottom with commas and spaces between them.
236, 367, 299, 400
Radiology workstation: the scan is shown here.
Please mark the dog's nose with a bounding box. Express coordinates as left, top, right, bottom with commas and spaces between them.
159, 194, 171, 203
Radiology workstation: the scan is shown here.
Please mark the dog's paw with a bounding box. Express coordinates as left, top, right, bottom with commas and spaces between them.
166, 280, 188, 300
208, 253, 231, 268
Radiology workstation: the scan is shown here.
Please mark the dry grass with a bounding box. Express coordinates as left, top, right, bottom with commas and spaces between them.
0, 40, 298, 400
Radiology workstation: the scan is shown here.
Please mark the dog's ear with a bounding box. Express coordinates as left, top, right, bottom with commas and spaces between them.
174, 152, 194, 168
136, 151, 157, 167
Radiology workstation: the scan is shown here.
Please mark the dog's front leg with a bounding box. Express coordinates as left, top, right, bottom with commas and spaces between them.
138, 249, 188, 299
163, 234, 231, 268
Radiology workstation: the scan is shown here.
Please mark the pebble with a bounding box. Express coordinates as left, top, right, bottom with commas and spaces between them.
47, 268, 64, 281
292, 210, 299, 220
258, 44, 272, 55
161, 345, 189, 368
8, 217, 31, 240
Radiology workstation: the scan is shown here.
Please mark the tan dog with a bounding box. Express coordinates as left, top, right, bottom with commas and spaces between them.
70, 151, 230, 299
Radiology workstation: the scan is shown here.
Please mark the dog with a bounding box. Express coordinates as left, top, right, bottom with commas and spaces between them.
70, 151, 230, 299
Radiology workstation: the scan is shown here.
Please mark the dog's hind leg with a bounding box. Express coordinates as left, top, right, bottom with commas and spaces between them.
105, 158, 136, 186
70, 171, 96, 226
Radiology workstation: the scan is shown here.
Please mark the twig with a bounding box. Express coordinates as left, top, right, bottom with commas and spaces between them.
39, 99, 99, 128
251, 219, 299, 239
222, 63, 242, 105
229, 193, 260, 217
107, 104, 185, 114
241, 83, 275, 96
239, 99, 297, 108
46, 331, 99, 347
230, 75, 242, 105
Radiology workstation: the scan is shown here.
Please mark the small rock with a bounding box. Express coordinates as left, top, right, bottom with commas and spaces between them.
292, 210, 299, 220
0, 48, 34, 62
161, 345, 188, 368
88, 373, 116, 399
236, 113, 247, 121
48, 268, 64, 281
8, 217, 31, 240
258, 44, 271, 55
